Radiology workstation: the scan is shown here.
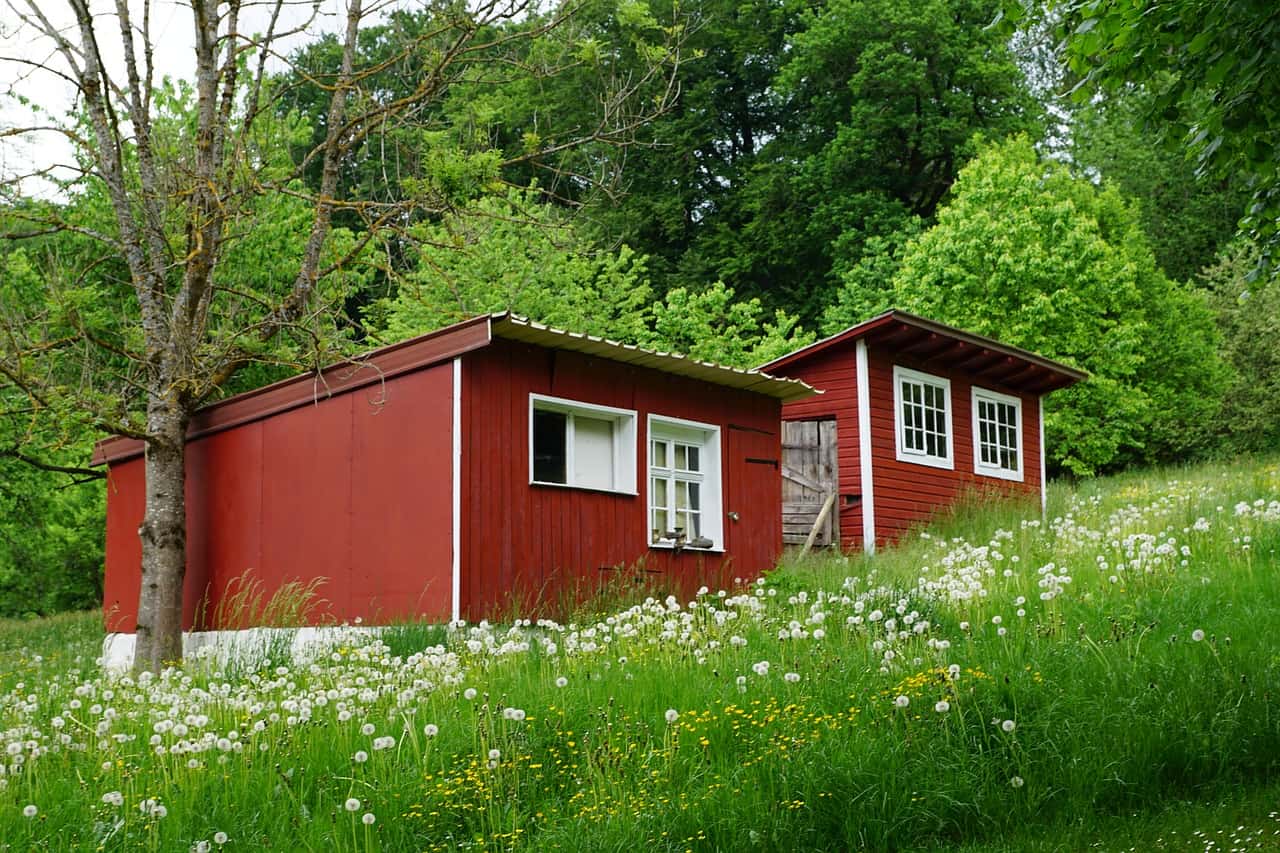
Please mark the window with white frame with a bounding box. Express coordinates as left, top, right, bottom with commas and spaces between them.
648, 416, 723, 549
529, 395, 637, 493
893, 366, 953, 469
972, 387, 1023, 481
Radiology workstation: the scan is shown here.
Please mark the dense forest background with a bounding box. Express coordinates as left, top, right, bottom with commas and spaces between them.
2, 0, 1277, 617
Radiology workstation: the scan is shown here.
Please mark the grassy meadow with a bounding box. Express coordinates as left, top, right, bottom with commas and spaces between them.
2, 457, 1280, 851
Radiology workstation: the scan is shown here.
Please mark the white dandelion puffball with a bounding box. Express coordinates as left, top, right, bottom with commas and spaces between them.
665, 709, 680, 724
423, 724, 439, 737
214, 831, 229, 845
487, 748, 501, 761
894, 695, 910, 709
934, 700, 950, 713
1010, 776, 1025, 788
345, 798, 361, 812
1001, 720, 1016, 733
353, 750, 369, 763
1191, 629, 1206, 642
362, 812, 376, 825
784, 672, 801, 683
555, 677, 568, 688
463, 688, 478, 700
361, 723, 376, 736
22, 804, 37, 818
195, 842, 211, 853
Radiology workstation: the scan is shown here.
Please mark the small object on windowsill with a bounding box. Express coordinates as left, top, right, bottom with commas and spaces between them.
687, 536, 715, 549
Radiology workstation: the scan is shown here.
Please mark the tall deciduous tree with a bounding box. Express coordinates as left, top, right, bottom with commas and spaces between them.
828, 136, 1225, 474
0, 0, 680, 670
1004, 0, 1280, 269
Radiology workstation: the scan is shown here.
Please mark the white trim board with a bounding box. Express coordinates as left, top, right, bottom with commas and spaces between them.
1039, 396, 1047, 518
855, 340, 876, 554
451, 357, 462, 623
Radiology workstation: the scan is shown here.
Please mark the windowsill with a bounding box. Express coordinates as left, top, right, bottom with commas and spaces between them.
974, 465, 1024, 483
894, 452, 955, 471
530, 480, 638, 497
649, 541, 726, 554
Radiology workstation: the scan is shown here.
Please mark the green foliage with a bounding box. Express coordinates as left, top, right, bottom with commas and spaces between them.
1069, 85, 1250, 284
0, 449, 104, 618
1203, 241, 1280, 453
645, 281, 816, 367
369, 187, 814, 368
836, 136, 1225, 474
1027, 0, 1280, 268
579, 0, 1040, 323
368, 187, 654, 344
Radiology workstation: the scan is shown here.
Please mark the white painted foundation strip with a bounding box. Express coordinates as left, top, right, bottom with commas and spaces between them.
101, 625, 387, 673
452, 357, 462, 623
855, 339, 876, 554
1039, 396, 1047, 518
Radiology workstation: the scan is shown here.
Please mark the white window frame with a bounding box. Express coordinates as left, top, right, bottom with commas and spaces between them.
893, 365, 954, 470
528, 394, 637, 494
971, 386, 1024, 482
646, 414, 724, 552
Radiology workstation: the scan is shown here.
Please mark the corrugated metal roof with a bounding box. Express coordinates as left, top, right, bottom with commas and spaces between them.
490, 313, 819, 403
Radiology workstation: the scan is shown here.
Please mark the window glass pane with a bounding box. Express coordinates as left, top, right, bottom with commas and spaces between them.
674, 444, 687, 470
652, 509, 668, 542
651, 439, 667, 469
651, 476, 667, 507
532, 409, 567, 483
688, 481, 700, 511
675, 480, 688, 511
573, 416, 614, 489
685, 445, 700, 472
682, 511, 701, 537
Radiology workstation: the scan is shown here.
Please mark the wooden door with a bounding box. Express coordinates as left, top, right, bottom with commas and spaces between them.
782, 420, 839, 547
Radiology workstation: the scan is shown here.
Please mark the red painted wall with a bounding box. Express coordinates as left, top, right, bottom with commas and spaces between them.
459, 339, 782, 617
778, 341, 1042, 552
865, 346, 1040, 544
103, 363, 455, 632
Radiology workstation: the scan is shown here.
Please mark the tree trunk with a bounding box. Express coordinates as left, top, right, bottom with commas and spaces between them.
133, 399, 190, 672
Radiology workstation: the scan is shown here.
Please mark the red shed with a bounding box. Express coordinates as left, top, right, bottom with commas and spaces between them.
93, 313, 816, 633
760, 310, 1086, 552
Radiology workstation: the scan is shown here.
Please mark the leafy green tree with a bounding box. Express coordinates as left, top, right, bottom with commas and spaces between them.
370, 189, 814, 369
1009, 0, 1280, 267
1070, 85, 1249, 283
645, 282, 815, 367
684, 0, 1041, 320
830, 136, 1225, 474
368, 188, 654, 344
1203, 241, 1280, 453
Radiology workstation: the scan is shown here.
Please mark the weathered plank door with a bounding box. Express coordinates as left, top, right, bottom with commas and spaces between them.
782, 420, 839, 547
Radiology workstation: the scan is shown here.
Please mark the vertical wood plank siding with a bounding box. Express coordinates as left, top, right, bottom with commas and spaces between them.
865, 346, 1041, 545
459, 338, 782, 619
102, 363, 455, 632
777, 341, 1042, 552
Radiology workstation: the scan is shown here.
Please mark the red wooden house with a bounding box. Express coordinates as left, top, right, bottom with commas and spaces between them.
760, 310, 1086, 552
94, 313, 816, 633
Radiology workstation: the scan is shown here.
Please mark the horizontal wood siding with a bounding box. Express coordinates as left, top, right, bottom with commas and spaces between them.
102, 364, 454, 632
460, 339, 782, 619
777, 346, 866, 548
866, 345, 1041, 545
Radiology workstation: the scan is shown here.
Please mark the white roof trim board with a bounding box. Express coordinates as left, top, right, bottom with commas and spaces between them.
490, 313, 819, 403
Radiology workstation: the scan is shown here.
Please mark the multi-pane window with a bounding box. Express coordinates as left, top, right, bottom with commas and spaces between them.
893, 366, 953, 469
972, 388, 1023, 481
648, 417, 722, 549
529, 395, 636, 493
